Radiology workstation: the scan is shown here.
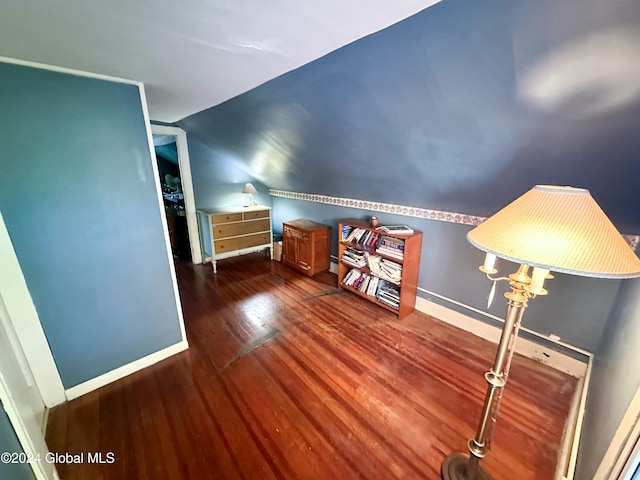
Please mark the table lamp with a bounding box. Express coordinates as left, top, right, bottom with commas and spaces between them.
441, 185, 640, 480
242, 182, 258, 206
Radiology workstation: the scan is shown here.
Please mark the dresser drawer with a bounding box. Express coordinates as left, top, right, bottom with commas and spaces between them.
214, 219, 270, 239
244, 209, 270, 220
284, 225, 309, 240
199, 205, 273, 274
214, 232, 271, 254
211, 212, 243, 225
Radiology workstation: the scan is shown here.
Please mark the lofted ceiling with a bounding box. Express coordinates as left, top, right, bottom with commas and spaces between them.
0, 0, 440, 123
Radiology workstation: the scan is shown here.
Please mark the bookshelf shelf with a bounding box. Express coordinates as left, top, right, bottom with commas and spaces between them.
337, 218, 423, 320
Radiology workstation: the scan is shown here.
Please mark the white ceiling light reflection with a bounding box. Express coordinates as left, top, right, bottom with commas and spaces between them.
248, 104, 309, 182
238, 293, 277, 329
518, 28, 640, 116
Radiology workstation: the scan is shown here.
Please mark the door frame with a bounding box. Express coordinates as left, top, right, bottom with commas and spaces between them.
0, 297, 60, 480
0, 211, 62, 479
593, 385, 640, 479
151, 125, 202, 264
0, 213, 65, 408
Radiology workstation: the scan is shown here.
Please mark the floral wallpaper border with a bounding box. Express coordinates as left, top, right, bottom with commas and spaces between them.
269, 189, 639, 251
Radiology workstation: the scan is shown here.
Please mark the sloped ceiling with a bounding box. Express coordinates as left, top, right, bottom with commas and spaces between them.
178, 0, 640, 233
0, 0, 440, 122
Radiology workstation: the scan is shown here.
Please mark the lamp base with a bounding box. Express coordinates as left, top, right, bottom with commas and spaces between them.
441, 453, 494, 480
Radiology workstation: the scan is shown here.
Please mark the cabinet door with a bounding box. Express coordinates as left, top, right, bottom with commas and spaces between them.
296, 234, 311, 271
282, 226, 297, 266
283, 226, 311, 273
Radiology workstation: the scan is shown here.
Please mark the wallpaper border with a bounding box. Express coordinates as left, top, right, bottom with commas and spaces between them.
269, 189, 639, 251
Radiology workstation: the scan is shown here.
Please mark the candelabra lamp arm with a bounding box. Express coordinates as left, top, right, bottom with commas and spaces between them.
485, 273, 510, 283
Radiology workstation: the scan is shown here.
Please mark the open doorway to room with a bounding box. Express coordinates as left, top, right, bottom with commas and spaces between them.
154, 136, 189, 260
150, 125, 202, 265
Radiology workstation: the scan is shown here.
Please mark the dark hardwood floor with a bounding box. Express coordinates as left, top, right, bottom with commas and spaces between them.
46, 253, 578, 479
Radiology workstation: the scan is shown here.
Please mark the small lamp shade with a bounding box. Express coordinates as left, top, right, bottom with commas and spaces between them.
467, 185, 640, 278
241, 183, 258, 206
242, 183, 258, 195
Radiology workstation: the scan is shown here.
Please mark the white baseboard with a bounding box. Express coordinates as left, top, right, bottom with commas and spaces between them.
329, 259, 587, 376
329, 258, 588, 479
65, 340, 189, 400
592, 383, 640, 479
415, 297, 588, 378
414, 296, 591, 480
330, 258, 339, 274
564, 356, 592, 480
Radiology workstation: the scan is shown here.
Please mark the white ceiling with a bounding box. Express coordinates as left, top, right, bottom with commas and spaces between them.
1, 0, 441, 123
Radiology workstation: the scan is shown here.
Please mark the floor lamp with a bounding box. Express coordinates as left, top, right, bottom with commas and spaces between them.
441, 185, 640, 480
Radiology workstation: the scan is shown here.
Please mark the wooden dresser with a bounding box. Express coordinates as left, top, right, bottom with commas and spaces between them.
197, 206, 272, 273
282, 219, 331, 277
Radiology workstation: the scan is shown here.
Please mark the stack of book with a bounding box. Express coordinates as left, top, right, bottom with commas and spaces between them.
342, 268, 361, 286
341, 225, 354, 241
376, 280, 401, 310
378, 258, 402, 284
366, 254, 402, 284
342, 269, 384, 298
344, 227, 380, 248
344, 227, 366, 243
342, 269, 375, 296
376, 236, 405, 260
361, 230, 380, 248
365, 275, 380, 296
341, 247, 367, 268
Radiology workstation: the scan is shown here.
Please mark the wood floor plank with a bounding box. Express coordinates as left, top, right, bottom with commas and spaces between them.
46, 253, 578, 479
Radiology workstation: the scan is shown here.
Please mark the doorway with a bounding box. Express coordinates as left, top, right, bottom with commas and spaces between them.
150, 125, 202, 264
154, 136, 189, 260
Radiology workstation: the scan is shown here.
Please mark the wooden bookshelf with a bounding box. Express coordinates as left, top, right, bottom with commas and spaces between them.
337, 218, 422, 319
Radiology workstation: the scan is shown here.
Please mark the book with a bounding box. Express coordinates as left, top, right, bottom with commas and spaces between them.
377, 225, 414, 235
375, 280, 400, 309
366, 254, 402, 284
376, 235, 405, 260
341, 247, 367, 268
341, 225, 353, 241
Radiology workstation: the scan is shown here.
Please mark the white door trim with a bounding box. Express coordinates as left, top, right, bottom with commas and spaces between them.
0, 293, 60, 480
0, 212, 66, 407
0, 380, 60, 480
139, 88, 189, 348
593, 385, 640, 479
617, 420, 640, 480
151, 124, 202, 265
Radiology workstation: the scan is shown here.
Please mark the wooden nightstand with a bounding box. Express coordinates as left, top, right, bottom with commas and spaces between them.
282, 220, 331, 277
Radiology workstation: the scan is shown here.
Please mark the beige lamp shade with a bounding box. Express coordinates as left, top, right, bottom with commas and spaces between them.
242, 183, 258, 194
467, 185, 640, 278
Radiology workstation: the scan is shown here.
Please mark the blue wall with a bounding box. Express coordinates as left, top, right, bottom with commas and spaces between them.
0, 407, 34, 480
179, 0, 640, 233
576, 277, 640, 479
188, 137, 271, 209
0, 62, 184, 388
187, 137, 272, 256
